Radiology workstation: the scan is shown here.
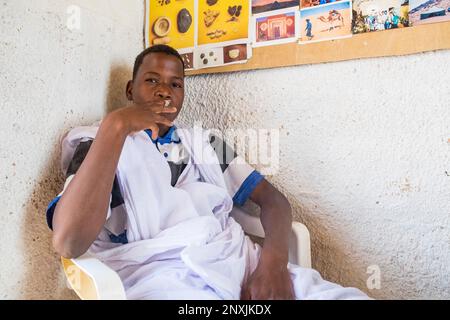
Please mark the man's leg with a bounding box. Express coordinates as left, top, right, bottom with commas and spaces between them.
288, 263, 371, 300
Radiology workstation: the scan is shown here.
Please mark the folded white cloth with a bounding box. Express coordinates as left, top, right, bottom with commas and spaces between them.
60, 124, 370, 300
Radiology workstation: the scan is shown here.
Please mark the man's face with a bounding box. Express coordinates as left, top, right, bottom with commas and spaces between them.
127, 52, 185, 125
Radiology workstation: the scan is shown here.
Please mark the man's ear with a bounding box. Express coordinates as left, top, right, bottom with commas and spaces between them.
126, 80, 133, 101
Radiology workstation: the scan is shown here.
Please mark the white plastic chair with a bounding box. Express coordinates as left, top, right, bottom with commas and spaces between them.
61, 206, 311, 300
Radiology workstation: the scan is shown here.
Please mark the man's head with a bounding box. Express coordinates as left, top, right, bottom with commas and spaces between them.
132, 45, 185, 80
126, 45, 185, 126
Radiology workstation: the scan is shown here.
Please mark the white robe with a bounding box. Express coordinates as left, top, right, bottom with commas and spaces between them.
61, 125, 370, 300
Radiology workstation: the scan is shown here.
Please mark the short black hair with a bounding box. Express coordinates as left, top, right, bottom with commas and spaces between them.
132, 45, 185, 79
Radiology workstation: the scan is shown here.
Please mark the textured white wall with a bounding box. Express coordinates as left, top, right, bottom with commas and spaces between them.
1, 0, 449, 300
180, 50, 450, 299
0, 0, 142, 299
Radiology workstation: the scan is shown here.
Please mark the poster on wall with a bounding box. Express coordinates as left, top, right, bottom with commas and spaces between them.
299, 1, 353, 44
145, 0, 196, 70
251, 8, 300, 47
197, 0, 250, 46
145, 0, 252, 70
195, 0, 252, 69
252, 0, 300, 14
193, 43, 252, 69
301, 0, 343, 8
143, 0, 450, 73
408, 0, 450, 26
352, 0, 409, 34
145, 0, 196, 51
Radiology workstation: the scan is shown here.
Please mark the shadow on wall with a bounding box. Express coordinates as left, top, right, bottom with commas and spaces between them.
19, 147, 77, 299
243, 178, 376, 298
287, 193, 376, 298
19, 63, 132, 299
106, 63, 132, 114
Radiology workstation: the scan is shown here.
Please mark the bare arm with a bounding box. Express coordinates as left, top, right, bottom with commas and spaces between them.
252, 179, 292, 266
241, 178, 295, 300
52, 114, 127, 258
52, 103, 176, 258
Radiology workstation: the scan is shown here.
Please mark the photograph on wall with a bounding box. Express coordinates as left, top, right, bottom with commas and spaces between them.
193, 46, 224, 69
145, 0, 196, 51
352, 0, 409, 34
197, 0, 250, 46
193, 43, 252, 69
223, 43, 251, 64
180, 52, 194, 70
299, 1, 353, 43
252, 9, 299, 47
252, 0, 300, 14
301, 0, 343, 9
409, 0, 450, 26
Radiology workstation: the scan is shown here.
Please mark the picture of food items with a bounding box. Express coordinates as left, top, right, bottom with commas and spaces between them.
157, 0, 171, 6
227, 5, 242, 22
148, 0, 195, 50
194, 48, 224, 69
200, 51, 218, 65
153, 36, 171, 45
197, 0, 248, 45
153, 16, 171, 37
180, 52, 194, 69
203, 9, 220, 27
177, 8, 192, 33
206, 29, 226, 39
223, 44, 247, 63
228, 49, 239, 59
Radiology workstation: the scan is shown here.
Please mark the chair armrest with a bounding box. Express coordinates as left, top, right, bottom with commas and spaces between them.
230, 206, 312, 268
290, 222, 312, 268
61, 253, 126, 300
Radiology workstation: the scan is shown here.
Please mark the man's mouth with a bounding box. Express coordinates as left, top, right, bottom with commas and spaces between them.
149, 99, 172, 108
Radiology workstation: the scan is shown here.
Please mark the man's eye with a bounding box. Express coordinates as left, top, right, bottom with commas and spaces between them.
146, 78, 158, 83
172, 83, 183, 88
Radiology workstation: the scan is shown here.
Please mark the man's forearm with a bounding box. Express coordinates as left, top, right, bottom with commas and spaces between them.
259, 194, 292, 266
52, 114, 128, 258
243, 179, 295, 300
251, 180, 293, 266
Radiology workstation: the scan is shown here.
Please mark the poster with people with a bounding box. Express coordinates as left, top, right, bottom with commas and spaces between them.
352, 0, 409, 34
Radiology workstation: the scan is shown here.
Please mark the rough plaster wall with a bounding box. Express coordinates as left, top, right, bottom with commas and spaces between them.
181, 50, 450, 299
0, 0, 142, 299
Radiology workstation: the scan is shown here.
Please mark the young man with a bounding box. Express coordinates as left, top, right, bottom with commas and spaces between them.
47, 45, 369, 300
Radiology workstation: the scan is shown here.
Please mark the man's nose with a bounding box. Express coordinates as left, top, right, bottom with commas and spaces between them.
155, 84, 171, 99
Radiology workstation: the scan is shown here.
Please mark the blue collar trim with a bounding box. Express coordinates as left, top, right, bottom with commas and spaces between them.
144, 126, 179, 145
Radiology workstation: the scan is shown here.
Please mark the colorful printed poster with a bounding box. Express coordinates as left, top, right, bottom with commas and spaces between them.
299, 1, 353, 43
193, 43, 252, 69
352, 0, 409, 34
409, 0, 450, 26
145, 0, 195, 51
301, 0, 343, 9
197, 0, 250, 46
252, 9, 300, 47
252, 0, 300, 14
